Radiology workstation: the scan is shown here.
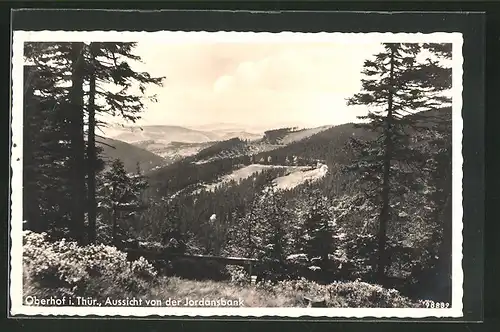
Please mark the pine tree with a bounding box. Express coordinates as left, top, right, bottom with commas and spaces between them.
254, 184, 292, 280
24, 43, 88, 241
410, 106, 452, 299
346, 43, 452, 283
23, 43, 75, 237
299, 189, 336, 262
97, 159, 148, 245
161, 200, 187, 254
429, 111, 452, 301
23, 42, 163, 244
227, 195, 262, 258
84, 42, 164, 243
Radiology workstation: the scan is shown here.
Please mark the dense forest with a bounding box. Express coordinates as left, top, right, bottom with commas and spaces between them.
21, 41, 453, 305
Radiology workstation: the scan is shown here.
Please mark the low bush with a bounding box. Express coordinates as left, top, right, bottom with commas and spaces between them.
226, 265, 250, 285
326, 280, 419, 308
23, 230, 157, 300
256, 278, 421, 308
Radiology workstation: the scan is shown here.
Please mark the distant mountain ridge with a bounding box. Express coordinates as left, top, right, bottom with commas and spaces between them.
101, 123, 266, 162
146, 107, 452, 197
102, 108, 451, 181
103, 124, 264, 143
185, 122, 311, 134
103, 125, 220, 144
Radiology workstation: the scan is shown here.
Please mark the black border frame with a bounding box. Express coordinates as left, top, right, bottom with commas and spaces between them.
6, 6, 485, 327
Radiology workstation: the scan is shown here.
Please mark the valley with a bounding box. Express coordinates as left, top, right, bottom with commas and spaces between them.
100, 122, 337, 165
94, 109, 452, 304
99, 120, 372, 204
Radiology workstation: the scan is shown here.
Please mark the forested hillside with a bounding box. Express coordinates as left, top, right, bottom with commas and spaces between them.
99, 137, 167, 173
21, 41, 454, 307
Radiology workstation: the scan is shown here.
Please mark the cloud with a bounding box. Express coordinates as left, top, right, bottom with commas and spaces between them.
213, 75, 234, 94
100, 41, 383, 129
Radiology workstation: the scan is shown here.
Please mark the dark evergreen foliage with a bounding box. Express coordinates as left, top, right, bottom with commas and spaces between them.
263, 127, 299, 144
23, 41, 163, 244
194, 137, 249, 162
344, 43, 452, 283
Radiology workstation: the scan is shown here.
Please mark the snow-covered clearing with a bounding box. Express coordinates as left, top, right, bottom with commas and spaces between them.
280, 126, 332, 145
272, 164, 329, 190
204, 164, 310, 191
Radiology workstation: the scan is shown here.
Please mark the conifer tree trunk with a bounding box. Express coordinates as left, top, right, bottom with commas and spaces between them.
87, 43, 98, 244
376, 45, 396, 283
69, 42, 86, 244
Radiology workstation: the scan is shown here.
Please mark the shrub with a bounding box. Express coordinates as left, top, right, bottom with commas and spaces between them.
251, 277, 420, 308
327, 280, 420, 308
226, 265, 249, 285
23, 230, 157, 300
270, 278, 421, 308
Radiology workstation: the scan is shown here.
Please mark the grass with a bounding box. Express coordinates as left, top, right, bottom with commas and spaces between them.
147, 277, 302, 307
24, 269, 422, 308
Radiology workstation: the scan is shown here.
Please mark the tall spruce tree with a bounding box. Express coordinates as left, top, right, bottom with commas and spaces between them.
254, 185, 292, 280
24, 43, 82, 238
97, 159, 148, 245
346, 43, 452, 283
227, 194, 263, 258
83, 42, 164, 243
23, 42, 163, 244
299, 189, 337, 262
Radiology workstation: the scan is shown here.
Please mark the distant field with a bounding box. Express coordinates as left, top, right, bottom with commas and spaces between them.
273, 164, 329, 190
280, 126, 333, 145
204, 164, 311, 191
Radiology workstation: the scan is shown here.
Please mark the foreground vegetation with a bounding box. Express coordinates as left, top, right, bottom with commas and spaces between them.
23, 231, 422, 308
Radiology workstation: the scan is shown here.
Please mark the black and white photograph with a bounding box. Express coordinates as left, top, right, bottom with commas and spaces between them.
10, 29, 463, 317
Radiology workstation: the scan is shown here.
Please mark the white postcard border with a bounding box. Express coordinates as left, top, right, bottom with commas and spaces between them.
10, 30, 464, 318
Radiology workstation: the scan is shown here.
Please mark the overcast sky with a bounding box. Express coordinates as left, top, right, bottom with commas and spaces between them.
100, 41, 384, 129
